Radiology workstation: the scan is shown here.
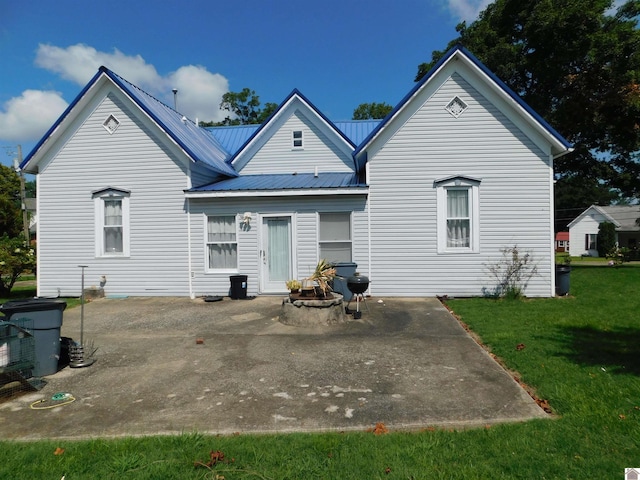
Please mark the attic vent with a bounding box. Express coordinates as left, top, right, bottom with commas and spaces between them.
445, 96, 468, 118
103, 114, 120, 134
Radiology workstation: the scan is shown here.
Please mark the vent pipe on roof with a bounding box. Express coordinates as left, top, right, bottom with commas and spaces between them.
172, 88, 178, 110
314, 166, 318, 178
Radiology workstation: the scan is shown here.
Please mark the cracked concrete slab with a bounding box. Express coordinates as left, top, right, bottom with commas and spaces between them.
0, 296, 547, 440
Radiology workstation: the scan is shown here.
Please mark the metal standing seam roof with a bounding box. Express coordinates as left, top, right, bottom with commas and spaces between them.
205, 120, 381, 158
102, 68, 237, 177
188, 172, 366, 192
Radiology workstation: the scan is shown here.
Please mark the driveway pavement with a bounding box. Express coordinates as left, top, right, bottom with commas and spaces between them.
0, 295, 547, 440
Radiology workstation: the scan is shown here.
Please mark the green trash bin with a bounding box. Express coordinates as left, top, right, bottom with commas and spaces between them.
0, 299, 66, 376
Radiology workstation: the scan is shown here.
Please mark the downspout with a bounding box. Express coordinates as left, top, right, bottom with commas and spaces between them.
365, 160, 373, 296
549, 152, 556, 297
186, 165, 194, 299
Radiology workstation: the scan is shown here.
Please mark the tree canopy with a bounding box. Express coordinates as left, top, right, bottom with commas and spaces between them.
352, 102, 393, 120
416, 0, 640, 226
0, 164, 22, 238
200, 88, 278, 127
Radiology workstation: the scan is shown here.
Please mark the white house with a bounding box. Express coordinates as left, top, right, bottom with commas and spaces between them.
21, 46, 572, 298
568, 205, 640, 257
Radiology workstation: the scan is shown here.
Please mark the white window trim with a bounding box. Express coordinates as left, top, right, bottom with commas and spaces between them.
292, 130, 303, 149
435, 176, 480, 254
317, 211, 353, 262
93, 188, 130, 258
204, 214, 239, 273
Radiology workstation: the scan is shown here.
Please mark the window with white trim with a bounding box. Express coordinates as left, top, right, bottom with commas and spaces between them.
435, 176, 480, 253
585, 234, 597, 251
292, 130, 303, 148
93, 188, 130, 257
207, 215, 237, 270
319, 212, 352, 262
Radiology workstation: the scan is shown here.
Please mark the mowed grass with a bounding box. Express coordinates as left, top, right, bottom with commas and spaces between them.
1, 266, 639, 479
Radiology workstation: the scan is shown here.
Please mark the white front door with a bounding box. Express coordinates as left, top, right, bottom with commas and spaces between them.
261, 216, 293, 293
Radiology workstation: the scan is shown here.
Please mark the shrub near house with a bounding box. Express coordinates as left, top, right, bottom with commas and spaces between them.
0, 236, 35, 296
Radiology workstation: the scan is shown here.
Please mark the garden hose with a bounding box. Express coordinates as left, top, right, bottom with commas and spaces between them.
30, 392, 76, 410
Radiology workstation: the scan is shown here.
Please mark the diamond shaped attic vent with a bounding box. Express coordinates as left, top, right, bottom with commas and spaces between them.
103, 114, 120, 134
445, 96, 468, 118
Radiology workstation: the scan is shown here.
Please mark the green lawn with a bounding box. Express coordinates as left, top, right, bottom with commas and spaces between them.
1, 282, 81, 310
1, 266, 639, 479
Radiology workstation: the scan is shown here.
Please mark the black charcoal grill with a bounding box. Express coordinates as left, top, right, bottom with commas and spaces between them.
346, 274, 369, 318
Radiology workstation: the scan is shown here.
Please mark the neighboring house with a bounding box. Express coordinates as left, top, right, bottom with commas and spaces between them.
24, 197, 37, 241
21, 46, 571, 298
568, 205, 640, 257
555, 232, 569, 253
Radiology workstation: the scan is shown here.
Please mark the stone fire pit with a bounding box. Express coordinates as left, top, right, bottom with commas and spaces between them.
280, 292, 346, 326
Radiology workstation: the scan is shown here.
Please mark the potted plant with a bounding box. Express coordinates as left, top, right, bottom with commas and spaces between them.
285, 279, 302, 294
307, 259, 337, 298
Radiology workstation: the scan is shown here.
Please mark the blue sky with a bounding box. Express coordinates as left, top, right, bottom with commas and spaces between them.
0, 0, 491, 167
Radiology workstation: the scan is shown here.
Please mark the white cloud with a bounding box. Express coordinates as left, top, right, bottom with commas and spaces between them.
0, 44, 232, 143
446, 0, 492, 23
0, 90, 68, 142
165, 65, 230, 123
34, 43, 230, 123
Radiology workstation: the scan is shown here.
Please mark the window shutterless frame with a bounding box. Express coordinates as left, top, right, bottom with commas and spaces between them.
434, 176, 481, 254
92, 187, 131, 257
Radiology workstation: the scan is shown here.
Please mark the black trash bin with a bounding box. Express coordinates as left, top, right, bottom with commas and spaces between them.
229, 275, 248, 299
0, 298, 66, 376
555, 265, 571, 296
330, 262, 358, 301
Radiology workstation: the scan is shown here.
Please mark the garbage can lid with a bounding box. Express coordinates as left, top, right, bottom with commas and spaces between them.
0, 298, 67, 313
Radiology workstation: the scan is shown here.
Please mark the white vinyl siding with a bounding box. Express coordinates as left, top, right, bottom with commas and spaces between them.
318, 212, 352, 263
206, 216, 237, 270
366, 68, 554, 297
568, 208, 609, 257
238, 110, 354, 174
35, 86, 193, 297
188, 196, 368, 297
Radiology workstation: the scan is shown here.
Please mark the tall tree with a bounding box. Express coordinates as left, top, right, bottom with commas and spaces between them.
416, 0, 640, 218
0, 164, 22, 238
200, 88, 278, 126
352, 102, 393, 120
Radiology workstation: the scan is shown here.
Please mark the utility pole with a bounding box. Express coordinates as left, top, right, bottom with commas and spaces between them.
14, 145, 30, 242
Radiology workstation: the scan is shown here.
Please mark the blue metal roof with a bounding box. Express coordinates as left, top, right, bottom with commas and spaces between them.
334, 120, 381, 146
189, 172, 366, 192
103, 68, 237, 177
206, 120, 380, 157
206, 125, 259, 155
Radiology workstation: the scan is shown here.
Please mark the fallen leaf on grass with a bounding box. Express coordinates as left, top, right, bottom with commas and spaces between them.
195, 450, 232, 468
516, 343, 526, 351
619, 414, 626, 420
368, 422, 388, 435
385, 467, 392, 474
53, 447, 65, 456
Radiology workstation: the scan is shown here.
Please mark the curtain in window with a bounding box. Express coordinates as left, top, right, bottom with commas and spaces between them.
446, 189, 470, 247
208, 217, 237, 269
268, 218, 290, 281
319, 213, 352, 262
104, 200, 123, 253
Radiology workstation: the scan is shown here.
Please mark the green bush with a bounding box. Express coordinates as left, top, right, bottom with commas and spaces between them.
0, 235, 36, 296
596, 221, 616, 257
